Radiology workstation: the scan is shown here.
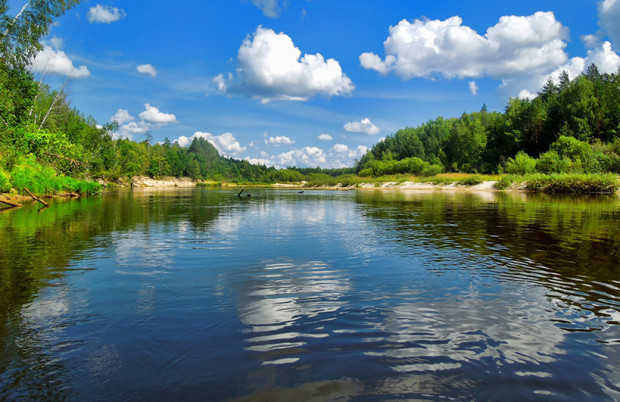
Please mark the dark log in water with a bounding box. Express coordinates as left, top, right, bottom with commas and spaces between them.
24, 188, 49, 207
0, 197, 21, 207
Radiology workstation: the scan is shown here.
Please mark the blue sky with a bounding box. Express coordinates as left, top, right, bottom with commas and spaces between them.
15, 0, 620, 168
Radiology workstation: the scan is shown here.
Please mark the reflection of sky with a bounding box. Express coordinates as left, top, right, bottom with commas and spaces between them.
6, 190, 620, 400
367, 283, 566, 374
237, 259, 350, 366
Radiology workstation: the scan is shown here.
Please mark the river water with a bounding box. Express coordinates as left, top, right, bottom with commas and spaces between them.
0, 188, 619, 400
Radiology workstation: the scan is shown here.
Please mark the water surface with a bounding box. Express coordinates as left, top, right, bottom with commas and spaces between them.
1, 189, 619, 400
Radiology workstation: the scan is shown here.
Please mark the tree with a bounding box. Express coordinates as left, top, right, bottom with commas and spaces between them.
0, 0, 81, 68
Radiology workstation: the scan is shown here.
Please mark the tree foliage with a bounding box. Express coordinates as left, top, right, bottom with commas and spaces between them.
358, 66, 620, 175
0, 0, 81, 68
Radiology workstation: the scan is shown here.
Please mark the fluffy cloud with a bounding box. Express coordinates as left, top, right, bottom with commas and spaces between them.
137, 64, 157, 77
511, 40, 620, 98
361, 12, 569, 80
139, 104, 177, 124
344, 118, 380, 135
586, 41, 620, 72
251, 0, 284, 18
469, 81, 478, 95
318, 133, 333, 141
30, 44, 90, 78
277, 147, 327, 167
115, 121, 148, 140
88, 4, 125, 23
112, 104, 176, 139
245, 156, 275, 167
599, 0, 620, 51
224, 26, 354, 101
111, 109, 134, 125
241, 142, 369, 169
328, 144, 369, 168
175, 132, 246, 156
266, 135, 295, 146
331, 144, 349, 153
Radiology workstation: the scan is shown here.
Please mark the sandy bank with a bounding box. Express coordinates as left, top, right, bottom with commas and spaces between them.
306, 180, 503, 192
355, 181, 499, 191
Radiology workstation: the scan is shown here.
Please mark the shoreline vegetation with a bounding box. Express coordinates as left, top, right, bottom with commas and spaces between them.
1, 4, 620, 206
1, 172, 619, 210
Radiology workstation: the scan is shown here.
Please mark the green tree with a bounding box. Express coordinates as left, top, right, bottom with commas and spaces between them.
0, 0, 81, 68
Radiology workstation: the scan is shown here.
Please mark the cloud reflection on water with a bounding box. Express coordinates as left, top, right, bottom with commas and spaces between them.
237, 259, 351, 366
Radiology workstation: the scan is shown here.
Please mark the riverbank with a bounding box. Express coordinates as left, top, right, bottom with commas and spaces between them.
2, 173, 618, 209
102, 173, 620, 194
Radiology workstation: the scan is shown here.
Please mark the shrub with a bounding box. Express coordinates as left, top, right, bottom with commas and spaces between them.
494, 174, 521, 190
550, 136, 591, 161
459, 175, 483, 186
524, 173, 618, 194
536, 151, 572, 174
505, 151, 537, 174
9, 155, 101, 195
0, 168, 11, 193
421, 164, 443, 177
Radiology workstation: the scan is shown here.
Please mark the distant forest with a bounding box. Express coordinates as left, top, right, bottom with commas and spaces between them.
357, 66, 620, 177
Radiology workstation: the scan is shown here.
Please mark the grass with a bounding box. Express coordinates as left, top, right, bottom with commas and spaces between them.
523, 173, 619, 194
304, 174, 416, 187
7, 155, 101, 196
494, 173, 619, 193
196, 181, 223, 188
416, 174, 498, 186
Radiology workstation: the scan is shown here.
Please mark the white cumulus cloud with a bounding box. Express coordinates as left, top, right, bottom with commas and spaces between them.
277, 147, 326, 167
328, 144, 368, 168
88, 4, 125, 23
137, 64, 157, 77
30, 43, 90, 78
586, 41, 620, 72
111, 109, 134, 125
224, 26, 354, 101
599, 0, 620, 51
245, 157, 275, 167
344, 118, 380, 135
331, 144, 349, 153
361, 12, 569, 81
139, 104, 177, 124
175, 132, 247, 156
318, 133, 333, 141
266, 135, 295, 146
115, 121, 149, 140
510, 40, 620, 98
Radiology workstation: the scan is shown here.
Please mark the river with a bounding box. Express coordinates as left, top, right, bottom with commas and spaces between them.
0, 188, 619, 400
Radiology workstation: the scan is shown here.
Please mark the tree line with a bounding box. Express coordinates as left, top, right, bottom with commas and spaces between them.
357, 65, 620, 176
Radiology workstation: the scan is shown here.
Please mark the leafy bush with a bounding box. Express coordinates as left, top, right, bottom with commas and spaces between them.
0, 168, 11, 193
536, 151, 571, 173
550, 136, 591, 161
494, 174, 521, 190
358, 168, 373, 177
459, 175, 483, 185
9, 155, 101, 195
421, 164, 443, 177
505, 151, 537, 174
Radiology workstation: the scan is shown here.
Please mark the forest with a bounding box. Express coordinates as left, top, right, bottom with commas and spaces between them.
357, 66, 620, 177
